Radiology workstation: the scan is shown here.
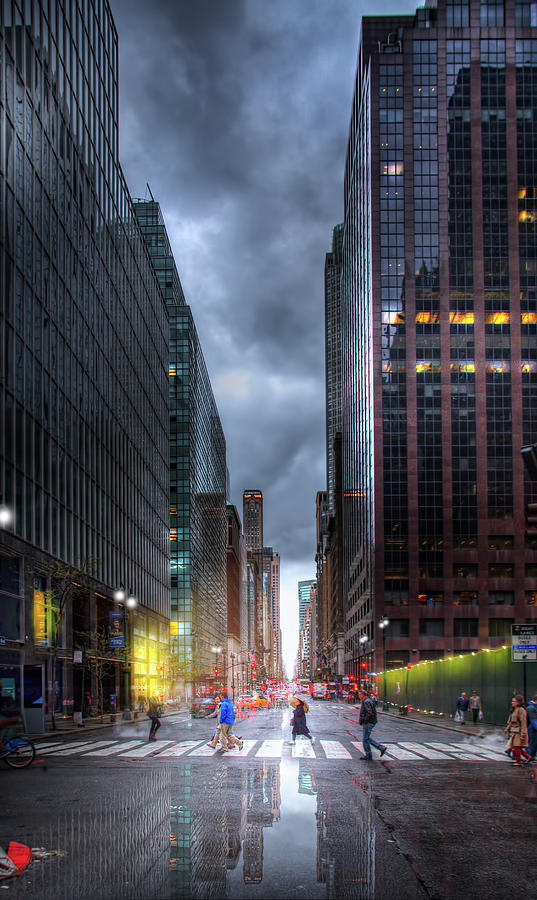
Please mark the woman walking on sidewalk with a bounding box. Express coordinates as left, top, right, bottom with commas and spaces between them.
505, 694, 531, 766
288, 697, 315, 745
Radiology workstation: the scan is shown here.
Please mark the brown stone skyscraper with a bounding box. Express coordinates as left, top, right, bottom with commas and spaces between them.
341, 0, 537, 677
243, 491, 263, 552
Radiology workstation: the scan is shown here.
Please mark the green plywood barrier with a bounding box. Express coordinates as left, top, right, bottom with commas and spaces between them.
378, 647, 537, 725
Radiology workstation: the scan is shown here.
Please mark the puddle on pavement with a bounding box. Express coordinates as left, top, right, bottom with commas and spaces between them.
3, 758, 418, 900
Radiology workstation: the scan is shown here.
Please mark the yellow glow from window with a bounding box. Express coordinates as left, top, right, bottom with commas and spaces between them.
382, 163, 404, 176
485, 363, 509, 373
522, 362, 537, 373
485, 312, 510, 324
382, 311, 405, 324
170, 528, 177, 541
522, 312, 537, 324
519, 188, 527, 199
449, 312, 474, 324
170, 621, 179, 636
450, 363, 475, 373
169, 367, 176, 376
415, 312, 440, 324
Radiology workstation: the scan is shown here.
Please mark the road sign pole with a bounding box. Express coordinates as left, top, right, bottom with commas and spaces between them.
524, 659, 527, 701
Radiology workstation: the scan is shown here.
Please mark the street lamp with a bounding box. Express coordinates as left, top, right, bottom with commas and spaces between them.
359, 632, 368, 688
0, 503, 13, 527
116, 589, 137, 718
230, 652, 236, 702
211, 645, 222, 690
379, 616, 390, 710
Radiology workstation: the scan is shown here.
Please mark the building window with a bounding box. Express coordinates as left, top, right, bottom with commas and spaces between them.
525, 591, 537, 605
386, 650, 409, 668
388, 619, 410, 637
481, 0, 504, 26
419, 619, 444, 636
453, 564, 478, 578
446, 0, 470, 26
489, 618, 514, 637
488, 591, 514, 604
488, 535, 513, 550
526, 564, 537, 577
488, 564, 514, 578
453, 591, 478, 605
418, 592, 444, 607
516, 0, 537, 26
454, 618, 478, 637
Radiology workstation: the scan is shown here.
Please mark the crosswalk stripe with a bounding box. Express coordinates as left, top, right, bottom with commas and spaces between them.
119, 741, 174, 757
320, 740, 352, 760
292, 740, 315, 758
427, 742, 507, 761
350, 741, 366, 757
85, 741, 144, 756
188, 743, 219, 756
235, 739, 256, 756
399, 742, 451, 760
158, 741, 203, 757
256, 740, 284, 758
379, 744, 422, 760
34, 741, 63, 750
48, 740, 117, 756
37, 740, 96, 755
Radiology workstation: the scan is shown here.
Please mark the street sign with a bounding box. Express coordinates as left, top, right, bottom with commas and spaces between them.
511, 624, 537, 661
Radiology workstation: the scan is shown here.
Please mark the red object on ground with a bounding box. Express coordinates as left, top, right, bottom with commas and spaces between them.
7, 842, 33, 874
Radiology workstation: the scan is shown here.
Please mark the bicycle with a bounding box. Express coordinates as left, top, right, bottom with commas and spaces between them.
0, 734, 36, 769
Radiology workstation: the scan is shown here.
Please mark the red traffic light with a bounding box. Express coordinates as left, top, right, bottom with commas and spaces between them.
214, 667, 219, 675
361, 662, 367, 669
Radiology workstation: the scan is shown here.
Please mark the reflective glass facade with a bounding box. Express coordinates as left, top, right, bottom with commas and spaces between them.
0, 1, 170, 708
341, 0, 537, 674
134, 201, 227, 692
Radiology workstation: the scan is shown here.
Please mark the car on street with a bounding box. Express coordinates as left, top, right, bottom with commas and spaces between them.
190, 696, 218, 718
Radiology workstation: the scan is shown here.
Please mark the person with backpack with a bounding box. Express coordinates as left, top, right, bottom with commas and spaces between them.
147, 696, 162, 741
358, 689, 387, 760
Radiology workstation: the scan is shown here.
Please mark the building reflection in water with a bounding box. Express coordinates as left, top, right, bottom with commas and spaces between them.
169, 762, 281, 896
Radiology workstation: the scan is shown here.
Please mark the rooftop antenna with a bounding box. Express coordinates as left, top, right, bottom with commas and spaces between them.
146, 182, 154, 201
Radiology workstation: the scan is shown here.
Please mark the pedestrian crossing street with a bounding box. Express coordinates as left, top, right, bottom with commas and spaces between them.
33, 736, 511, 764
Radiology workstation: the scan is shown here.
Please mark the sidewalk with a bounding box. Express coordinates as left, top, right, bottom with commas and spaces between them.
26, 706, 189, 741
339, 702, 503, 737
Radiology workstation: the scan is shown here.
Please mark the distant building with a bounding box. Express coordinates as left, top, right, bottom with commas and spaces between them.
226, 504, 247, 695
298, 579, 316, 631
243, 491, 263, 552
135, 201, 227, 699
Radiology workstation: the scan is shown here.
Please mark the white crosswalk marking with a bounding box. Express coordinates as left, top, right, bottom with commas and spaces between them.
85, 741, 144, 756
427, 742, 507, 761
350, 741, 366, 756
37, 740, 96, 755
34, 742, 63, 750
320, 740, 352, 760
119, 741, 174, 757
256, 740, 284, 758
399, 742, 451, 760
158, 741, 203, 757
380, 744, 422, 760
292, 740, 315, 758
48, 741, 117, 756
234, 739, 256, 756
188, 743, 219, 757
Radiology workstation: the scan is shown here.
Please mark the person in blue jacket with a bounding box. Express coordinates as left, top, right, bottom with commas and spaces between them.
524, 694, 537, 764
218, 690, 235, 752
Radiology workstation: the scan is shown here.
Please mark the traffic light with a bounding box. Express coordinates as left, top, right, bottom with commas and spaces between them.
213, 667, 219, 675
361, 662, 367, 670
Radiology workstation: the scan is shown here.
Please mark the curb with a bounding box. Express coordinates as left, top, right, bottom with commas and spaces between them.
379, 710, 502, 737
27, 709, 188, 741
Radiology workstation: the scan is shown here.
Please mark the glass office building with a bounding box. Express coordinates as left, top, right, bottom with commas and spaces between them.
134, 201, 227, 698
0, 0, 170, 717
341, 0, 537, 675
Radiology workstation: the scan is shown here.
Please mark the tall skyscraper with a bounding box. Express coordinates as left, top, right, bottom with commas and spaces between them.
341, 0, 537, 676
270, 552, 281, 676
298, 579, 316, 631
243, 490, 263, 551
135, 201, 227, 697
325, 223, 344, 513
0, 0, 170, 718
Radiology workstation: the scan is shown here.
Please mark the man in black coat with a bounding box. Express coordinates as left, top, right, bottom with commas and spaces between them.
358, 689, 387, 760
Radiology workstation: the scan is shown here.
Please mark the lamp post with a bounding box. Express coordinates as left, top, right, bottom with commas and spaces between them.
211, 645, 222, 691
115, 589, 137, 718
230, 652, 236, 702
358, 632, 368, 689
0, 503, 13, 528
379, 616, 390, 710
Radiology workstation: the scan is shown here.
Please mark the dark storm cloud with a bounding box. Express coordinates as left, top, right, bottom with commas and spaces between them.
110, 0, 416, 663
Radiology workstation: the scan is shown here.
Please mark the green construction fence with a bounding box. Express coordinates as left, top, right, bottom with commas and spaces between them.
377, 647, 537, 725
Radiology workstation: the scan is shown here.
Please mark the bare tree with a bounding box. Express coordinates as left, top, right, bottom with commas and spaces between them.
77, 626, 127, 722
29, 557, 98, 730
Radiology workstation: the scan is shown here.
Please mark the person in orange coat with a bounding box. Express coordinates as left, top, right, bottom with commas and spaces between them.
505, 694, 531, 766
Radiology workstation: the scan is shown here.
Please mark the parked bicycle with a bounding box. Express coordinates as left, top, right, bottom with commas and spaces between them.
0, 732, 36, 769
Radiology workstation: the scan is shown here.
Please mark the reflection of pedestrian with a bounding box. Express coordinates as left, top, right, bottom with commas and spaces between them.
455, 692, 469, 724
147, 696, 161, 741
358, 689, 387, 760
470, 691, 482, 724
288, 697, 314, 745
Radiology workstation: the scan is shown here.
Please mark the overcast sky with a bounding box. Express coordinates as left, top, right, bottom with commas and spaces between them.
111, 0, 416, 676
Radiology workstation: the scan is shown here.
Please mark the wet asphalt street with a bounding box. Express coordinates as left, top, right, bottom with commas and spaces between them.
1, 701, 535, 900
